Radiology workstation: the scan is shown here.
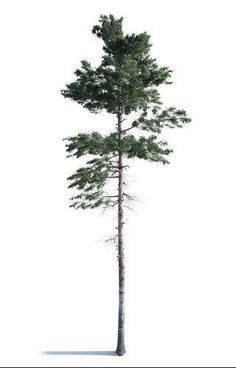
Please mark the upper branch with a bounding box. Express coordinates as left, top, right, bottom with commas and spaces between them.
132, 106, 191, 133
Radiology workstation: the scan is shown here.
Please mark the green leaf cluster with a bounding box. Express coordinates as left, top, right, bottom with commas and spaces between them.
132, 107, 191, 133
64, 132, 172, 163
67, 157, 113, 209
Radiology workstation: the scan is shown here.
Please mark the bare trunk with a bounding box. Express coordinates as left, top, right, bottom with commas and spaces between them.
115, 110, 126, 356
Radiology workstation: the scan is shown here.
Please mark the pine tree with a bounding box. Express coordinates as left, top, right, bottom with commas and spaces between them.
61, 14, 191, 356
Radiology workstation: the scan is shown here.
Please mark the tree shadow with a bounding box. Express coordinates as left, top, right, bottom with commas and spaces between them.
42, 350, 116, 356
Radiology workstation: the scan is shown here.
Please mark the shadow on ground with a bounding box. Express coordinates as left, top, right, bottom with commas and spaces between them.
42, 350, 116, 356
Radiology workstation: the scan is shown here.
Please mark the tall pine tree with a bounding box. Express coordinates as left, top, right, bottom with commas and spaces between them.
61, 14, 191, 356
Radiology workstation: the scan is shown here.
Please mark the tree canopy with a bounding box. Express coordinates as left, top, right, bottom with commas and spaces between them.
61, 14, 191, 210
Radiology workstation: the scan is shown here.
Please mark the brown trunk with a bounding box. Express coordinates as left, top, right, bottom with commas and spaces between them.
115, 110, 126, 356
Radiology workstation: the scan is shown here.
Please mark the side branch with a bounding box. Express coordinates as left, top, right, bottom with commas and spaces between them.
121, 126, 134, 133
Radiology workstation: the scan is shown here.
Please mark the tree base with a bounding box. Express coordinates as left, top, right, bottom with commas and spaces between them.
116, 346, 126, 356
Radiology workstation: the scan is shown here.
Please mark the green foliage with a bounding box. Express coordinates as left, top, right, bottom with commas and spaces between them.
64, 132, 172, 163
121, 135, 172, 163
132, 106, 191, 133
61, 14, 191, 210
64, 132, 120, 158
61, 14, 172, 115
67, 157, 114, 209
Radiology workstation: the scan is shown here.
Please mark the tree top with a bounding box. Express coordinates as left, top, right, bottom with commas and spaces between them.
61, 14, 173, 115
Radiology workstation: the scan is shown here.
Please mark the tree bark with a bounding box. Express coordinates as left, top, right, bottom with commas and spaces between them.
115, 109, 126, 356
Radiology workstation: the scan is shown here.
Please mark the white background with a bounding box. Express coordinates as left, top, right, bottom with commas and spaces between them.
0, 0, 236, 366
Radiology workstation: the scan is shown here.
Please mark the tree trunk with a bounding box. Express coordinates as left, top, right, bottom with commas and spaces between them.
115, 110, 126, 356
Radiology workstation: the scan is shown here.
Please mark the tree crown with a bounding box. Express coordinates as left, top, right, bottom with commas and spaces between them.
61, 14, 173, 115
61, 15, 191, 210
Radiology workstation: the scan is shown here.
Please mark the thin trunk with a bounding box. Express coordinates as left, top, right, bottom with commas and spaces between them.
115, 110, 126, 356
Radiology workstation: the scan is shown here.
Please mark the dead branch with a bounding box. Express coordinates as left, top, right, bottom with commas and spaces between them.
104, 234, 118, 245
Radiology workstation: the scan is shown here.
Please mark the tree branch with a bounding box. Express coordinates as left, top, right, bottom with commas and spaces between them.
103, 195, 119, 198
121, 126, 134, 133
104, 234, 118, 245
